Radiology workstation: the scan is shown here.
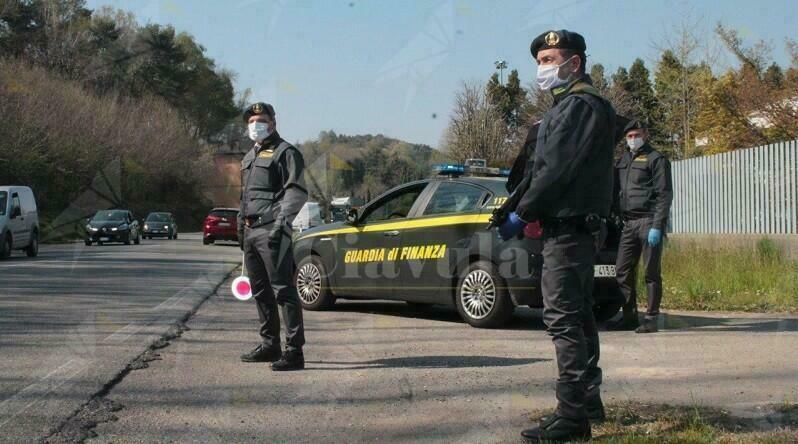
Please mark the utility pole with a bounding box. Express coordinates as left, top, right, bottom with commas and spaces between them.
494, 60, 508, 85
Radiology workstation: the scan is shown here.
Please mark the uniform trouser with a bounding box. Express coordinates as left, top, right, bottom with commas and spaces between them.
244, 224, 305, 351
541, 225, 602, 420
615, 217, 663, 319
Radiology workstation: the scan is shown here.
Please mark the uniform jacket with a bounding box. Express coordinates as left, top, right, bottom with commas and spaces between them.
615, 143, 673, 230
516, 75, 617, 222
238, 131, 308, 230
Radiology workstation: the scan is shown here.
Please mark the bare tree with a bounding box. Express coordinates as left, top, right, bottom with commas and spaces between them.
443, 81, 512, 165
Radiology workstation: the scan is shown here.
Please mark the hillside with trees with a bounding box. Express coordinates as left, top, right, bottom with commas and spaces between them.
298, 131, 448, 212
0, 0, 239, 238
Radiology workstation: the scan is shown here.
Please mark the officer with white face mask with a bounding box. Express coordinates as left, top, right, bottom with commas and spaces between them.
238, 102, 308, 371
611, 120, 673, 333
500, 30, 616, 443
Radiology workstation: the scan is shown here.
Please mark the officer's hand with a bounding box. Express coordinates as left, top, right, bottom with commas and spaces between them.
498, 212, 526, 241
647, 228, 662, 246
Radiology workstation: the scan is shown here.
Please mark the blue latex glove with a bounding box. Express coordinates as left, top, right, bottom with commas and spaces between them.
648, 228, 662, 246
498, 212, 526, 241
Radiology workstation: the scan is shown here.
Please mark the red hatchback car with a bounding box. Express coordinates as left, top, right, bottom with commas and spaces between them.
202, 208, 239, 245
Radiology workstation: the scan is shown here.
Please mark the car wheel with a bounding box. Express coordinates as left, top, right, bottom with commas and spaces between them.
25, 231, 38, 257
591, 281, 623, 323
295, 255, 335, 310
85, 239, 92, 246
0, 234, 11, 259
203, 238, 212, 245
455, 260, 514, 328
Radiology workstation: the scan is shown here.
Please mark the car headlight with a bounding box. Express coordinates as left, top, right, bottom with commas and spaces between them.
111, 227, 118, 231
144, 224, 149, 230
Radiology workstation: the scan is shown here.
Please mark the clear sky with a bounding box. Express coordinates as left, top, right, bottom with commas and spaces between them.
86, 0, 797, 148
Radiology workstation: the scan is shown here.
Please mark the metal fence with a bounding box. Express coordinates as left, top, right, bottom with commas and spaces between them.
670, 140, 798, 234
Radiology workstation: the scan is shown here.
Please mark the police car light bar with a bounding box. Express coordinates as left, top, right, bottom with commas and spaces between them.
432, 163, 509, 177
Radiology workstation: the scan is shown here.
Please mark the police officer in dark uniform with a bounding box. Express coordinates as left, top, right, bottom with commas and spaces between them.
238, 102, 308, 371
498, 30, 616, 442
612, 120, 673, 333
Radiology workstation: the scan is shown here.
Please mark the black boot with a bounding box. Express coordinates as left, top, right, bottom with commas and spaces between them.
521, 414, 591, 442
271, 349, 305, 371
635, 317, 659, 333
607, 306, 639, 331
586, 396, 606, 422
240, 344, 282, 363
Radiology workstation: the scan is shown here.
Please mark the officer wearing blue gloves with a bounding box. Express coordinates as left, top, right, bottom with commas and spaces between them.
613, 120, 673, 333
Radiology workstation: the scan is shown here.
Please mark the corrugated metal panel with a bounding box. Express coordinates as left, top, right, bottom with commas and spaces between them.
669, 140, 798, 234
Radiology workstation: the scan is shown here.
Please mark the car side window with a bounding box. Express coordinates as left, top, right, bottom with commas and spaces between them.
11, 195, 21, 214
423, 182, 485, 216
360, 185, 425, 224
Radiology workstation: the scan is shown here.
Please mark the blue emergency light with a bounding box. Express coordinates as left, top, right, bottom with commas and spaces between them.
432, 163, 510, 177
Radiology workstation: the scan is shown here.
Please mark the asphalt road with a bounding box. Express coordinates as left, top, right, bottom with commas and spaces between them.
0, 233, 240, 443
89, 275, 798, 443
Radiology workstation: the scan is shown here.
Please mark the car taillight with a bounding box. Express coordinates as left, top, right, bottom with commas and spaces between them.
524, 221, 543, 239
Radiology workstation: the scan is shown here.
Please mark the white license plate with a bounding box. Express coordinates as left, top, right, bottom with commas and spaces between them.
100, 237, 109, 241
218, 222, 231, 227
594, 265, 616, 278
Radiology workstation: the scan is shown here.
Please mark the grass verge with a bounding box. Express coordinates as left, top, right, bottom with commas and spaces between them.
530, 402, 798, 443
642, 238, 798, 313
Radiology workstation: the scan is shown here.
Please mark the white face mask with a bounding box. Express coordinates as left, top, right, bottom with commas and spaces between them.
536, 55, 576, 91
248, 122, 271, 142
627, 136, 645, 152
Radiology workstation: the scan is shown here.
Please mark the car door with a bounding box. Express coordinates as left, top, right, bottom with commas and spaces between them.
332, 182, 431, 299
397, 180, 491, 303
8, 193, 29, 247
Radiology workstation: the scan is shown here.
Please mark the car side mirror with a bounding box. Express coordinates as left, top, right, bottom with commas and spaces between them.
345, 208, 359, 225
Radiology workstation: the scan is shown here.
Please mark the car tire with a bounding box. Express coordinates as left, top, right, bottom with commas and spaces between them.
203, 238, 212, 245
295, 255, 335, 310
25, 231, 38, 257
591, 281, 623, 323
1, 234, 11, 259
455, 260, 514, 328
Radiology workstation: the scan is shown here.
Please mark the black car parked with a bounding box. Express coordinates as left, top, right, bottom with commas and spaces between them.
293, 173, 624, 328
85, 209, 141, 246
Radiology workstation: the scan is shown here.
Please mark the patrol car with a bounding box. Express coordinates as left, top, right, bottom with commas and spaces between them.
293, 165, 624, 328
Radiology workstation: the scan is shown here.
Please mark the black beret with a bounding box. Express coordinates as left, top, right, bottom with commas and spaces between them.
243, 102, 275, 123
530, 29, 587, 58
623, 119, 647, 133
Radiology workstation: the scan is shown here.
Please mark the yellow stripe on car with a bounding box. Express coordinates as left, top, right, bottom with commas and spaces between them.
297, 213, 492, 241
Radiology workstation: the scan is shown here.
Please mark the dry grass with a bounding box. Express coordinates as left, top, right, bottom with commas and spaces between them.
530, 402, 798, 443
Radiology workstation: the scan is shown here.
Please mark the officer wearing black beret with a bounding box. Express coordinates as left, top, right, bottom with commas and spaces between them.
498, 29, 616, 442
611, 120, 673, 333
238, 102, 308, 371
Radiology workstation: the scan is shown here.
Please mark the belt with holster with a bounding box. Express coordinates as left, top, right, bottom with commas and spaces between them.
541, 214, 603, 235
243, 215, 275, 228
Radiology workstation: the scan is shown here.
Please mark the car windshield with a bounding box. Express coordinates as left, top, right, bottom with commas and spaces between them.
0, 192, 6, 216
146, 213, 170, 222
91, 210, 127, 222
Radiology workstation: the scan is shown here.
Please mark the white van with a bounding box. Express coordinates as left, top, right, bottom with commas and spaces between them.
0, 186, 40, 258
292, 202, 323, 232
